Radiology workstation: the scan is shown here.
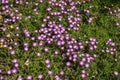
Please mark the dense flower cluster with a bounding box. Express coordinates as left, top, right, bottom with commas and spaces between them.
0, 0, 119, 80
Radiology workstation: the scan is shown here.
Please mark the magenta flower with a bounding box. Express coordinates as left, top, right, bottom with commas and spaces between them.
17, 76, 23, 80
44, 48, 49, 52
45, 59, 50, 64
11, 68, 17, 74
38, 74, 44, 79
26, 75, 32, 80
10, 50, 16, 55
114, 71, 119, 76
66, 62, 71, 67
81, 73, 86, 78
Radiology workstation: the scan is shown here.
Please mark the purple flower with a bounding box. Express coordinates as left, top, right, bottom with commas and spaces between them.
0, 75, 4, 80
44, 48, 49, 52
10, 50, 16, 55
85, 63, 89, 68
0, 69, 2, 73
114, 71, 119, 76
7, 70, 12, 75
54, 50, 58, 55
45, 59, 50, 64
32, 42, 38, 47
36, 52, 41, 57
81, 70, 86, 74
79, 61, 85, 66
38, 74, 44, 79
66, 62, 71, 67
48, 70, 53, 76
81, 58, 86, 62
81, 73, 86, 78
26, 75, 32, 80
60, 70, 64, 76
11, 68, 17, 74
116, 22, 120, 26
24, 47, 28, 51
14, 63, 19, 68
12, 59, 18, 63
17, 76, 23, 80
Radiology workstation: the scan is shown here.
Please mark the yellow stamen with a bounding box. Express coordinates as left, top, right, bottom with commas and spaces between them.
9, 25, 14, 29
0, 45, 3, 48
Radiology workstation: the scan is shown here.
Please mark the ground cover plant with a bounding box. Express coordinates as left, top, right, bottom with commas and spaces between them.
0, 0, 120, 80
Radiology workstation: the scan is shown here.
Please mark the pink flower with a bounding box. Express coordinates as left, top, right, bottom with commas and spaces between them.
81, 74, 86, 78
114, 71, 119, 76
